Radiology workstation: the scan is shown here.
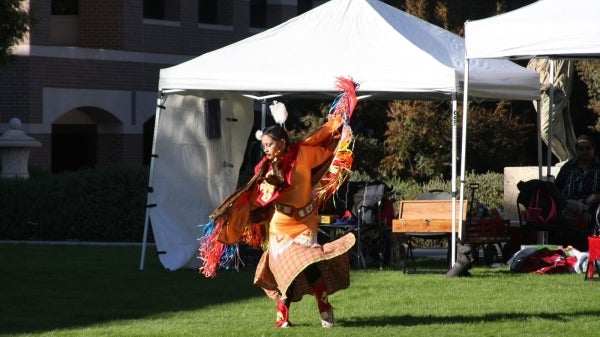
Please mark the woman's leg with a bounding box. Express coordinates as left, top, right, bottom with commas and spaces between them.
304, 263, 334, 328
275, 284, 293, 328
275, 295, 291, 328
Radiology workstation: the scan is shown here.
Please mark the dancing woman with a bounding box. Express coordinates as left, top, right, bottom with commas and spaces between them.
199, 77, 358, 328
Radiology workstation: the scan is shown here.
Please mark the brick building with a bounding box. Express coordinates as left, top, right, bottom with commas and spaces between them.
0, 0, 321, 172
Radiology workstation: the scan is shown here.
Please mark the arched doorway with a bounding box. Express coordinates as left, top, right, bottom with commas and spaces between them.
51, 106, 123, 173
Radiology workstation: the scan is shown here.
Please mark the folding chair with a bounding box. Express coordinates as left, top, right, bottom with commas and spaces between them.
516, 179, 577, 246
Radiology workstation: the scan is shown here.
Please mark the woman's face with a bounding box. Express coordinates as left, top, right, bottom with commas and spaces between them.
576, 141, 595, 161
261, 134, 285, 160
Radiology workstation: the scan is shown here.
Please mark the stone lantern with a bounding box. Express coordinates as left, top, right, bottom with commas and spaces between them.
0, 118, 42, 179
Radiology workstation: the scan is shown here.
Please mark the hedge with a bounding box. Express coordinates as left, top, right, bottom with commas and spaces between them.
0, 165, 149, 242
0, 166, 503, 243
384, 171, 504, 212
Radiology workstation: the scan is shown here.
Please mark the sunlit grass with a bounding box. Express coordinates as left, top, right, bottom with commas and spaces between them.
1, 243, 599, 337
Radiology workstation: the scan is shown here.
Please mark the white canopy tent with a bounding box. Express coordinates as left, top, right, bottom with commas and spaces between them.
462, 0, 600, 242
140, 0, 540, 271
465, 0, 600, 59
158, 0, 539, 100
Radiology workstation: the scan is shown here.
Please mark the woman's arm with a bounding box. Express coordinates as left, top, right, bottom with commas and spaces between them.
302, 115, 343, 147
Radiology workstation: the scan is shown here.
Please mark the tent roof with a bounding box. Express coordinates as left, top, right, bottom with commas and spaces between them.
159, 0, 539, 101
465, 0, 600, 60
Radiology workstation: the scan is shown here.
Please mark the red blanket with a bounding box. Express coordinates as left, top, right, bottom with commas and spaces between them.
513, 248, 577, 274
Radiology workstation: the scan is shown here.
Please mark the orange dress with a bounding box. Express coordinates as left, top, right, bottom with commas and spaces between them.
253, 141, 355, 302
198, 77, 358, 283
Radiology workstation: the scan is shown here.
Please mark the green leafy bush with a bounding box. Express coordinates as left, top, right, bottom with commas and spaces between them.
0, 165, 502, 243
381, 171, 503, 248
384, 171, 503, 211
0, 165, 149, 242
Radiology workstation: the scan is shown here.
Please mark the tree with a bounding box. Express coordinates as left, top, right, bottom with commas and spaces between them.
462, 101, 533, 173
0, 0, 33, 67
382, 100, 451, 181
374, 0, 546, 182
381, 100, 533, 181
576, 60, 600, 134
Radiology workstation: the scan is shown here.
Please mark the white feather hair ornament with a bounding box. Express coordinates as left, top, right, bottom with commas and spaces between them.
269, 100, 288, 127
255, 129, 263, 141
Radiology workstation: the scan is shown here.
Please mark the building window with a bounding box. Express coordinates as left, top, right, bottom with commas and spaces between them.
199, 0, 232, 26
250, 0, 266, 28
143, 0, 163, 19
144, 0, 180, 21
51, 0, 79, 45
52, 0, 78, 15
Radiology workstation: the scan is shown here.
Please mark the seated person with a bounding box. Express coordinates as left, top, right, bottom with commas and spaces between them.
554, 135, 600, 223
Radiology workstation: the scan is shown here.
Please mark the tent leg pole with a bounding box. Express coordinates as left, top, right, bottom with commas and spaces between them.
140, 213, 150, 270
457, 60, 471, 267
536, 99, 542, 180
261, 99, 266, 130
546, 58, 555, 178
140, 91, 166, 270
451, 95, 458, 267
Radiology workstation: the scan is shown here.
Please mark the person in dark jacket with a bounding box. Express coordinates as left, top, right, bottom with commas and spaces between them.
554, 135, 600, 222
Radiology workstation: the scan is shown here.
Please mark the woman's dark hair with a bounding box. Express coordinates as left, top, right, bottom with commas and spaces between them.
261, 125, 289, 189
262, 124, 289, 144
576, 134, 594, 147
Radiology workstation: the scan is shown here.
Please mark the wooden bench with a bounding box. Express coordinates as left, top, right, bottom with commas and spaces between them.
393, 200, 517, 268
392, 199, 468, 273
392, 199, 468, 235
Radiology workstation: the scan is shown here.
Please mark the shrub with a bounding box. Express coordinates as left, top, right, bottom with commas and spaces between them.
384, 171, 504, 211
380, 171, 503, 248
0, 165, 503, 243
0, 165, 149, 242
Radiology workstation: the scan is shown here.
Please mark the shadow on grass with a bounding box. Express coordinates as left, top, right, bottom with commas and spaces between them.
0, 243, 537, 335
395, 256, 451, 275
0, 243, 265, 335
337, 309, 600, 327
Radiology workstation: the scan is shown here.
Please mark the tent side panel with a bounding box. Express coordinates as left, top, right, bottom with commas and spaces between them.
148, 93, 253, 270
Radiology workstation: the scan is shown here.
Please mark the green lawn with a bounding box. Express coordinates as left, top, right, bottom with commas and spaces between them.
1, 243, 599, 337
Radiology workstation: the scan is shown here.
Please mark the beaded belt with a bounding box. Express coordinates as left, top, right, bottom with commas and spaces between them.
274, 201, 315, 219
